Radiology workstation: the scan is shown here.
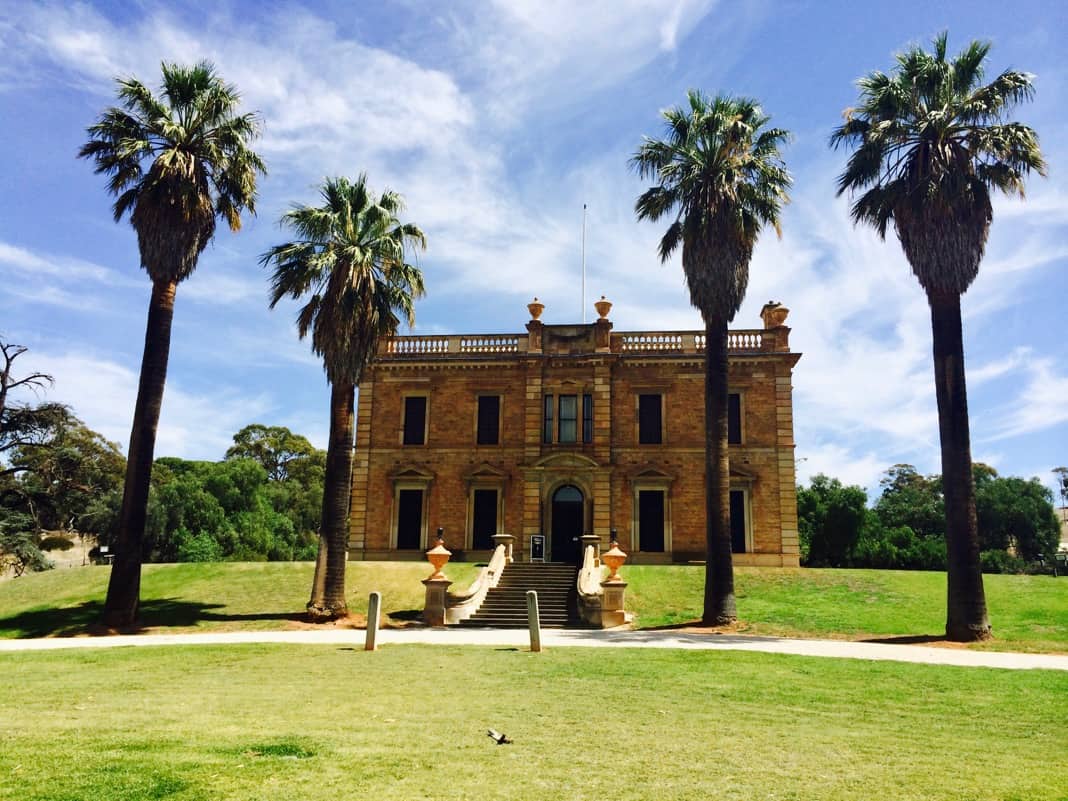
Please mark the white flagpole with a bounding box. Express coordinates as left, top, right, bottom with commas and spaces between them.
581, 203, 587, 323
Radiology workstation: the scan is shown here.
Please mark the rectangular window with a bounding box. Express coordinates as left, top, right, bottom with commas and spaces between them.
638, 490, 665, 552
730, 490, 747, 553
402, 396, 427, 445
638, 394, 662, 444
543, 394, 553, 444
471, 488, 498, 550
558, 395, 578, 443
476, 395, 500, 445
396, 489, 424, 549
728, 393, 741, 445
582, 393, 593, 444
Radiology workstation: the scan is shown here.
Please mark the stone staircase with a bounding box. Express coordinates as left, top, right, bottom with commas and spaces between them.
457, 562, 584, 628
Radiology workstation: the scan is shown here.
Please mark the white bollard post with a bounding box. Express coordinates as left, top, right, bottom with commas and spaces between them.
526, 590, 542, 653
365, 591, 381, 651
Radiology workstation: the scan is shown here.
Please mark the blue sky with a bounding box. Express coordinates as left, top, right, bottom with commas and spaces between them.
1, 0, 1065, 499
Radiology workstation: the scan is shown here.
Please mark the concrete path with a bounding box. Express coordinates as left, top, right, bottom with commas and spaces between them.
1, 627, 1066, 671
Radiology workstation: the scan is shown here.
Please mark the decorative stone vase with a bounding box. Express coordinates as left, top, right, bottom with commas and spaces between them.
594, 296, 612, 320
426, 531, 452, 580
602, 541, 627, 581
761, 301, 790, 329
527, 298, 545, 321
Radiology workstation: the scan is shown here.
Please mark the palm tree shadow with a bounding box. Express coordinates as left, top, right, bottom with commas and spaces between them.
859, 634, 948, 645
0, 598, 306, 639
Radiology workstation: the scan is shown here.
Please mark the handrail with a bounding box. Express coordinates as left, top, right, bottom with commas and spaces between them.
575, 544, 605, 627
444, 543, 507, 624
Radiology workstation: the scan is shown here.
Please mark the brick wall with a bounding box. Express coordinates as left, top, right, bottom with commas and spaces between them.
349, 319, 800, 567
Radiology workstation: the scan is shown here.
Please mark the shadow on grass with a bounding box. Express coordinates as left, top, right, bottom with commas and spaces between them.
0, 598, 306, 639
387, 609, 423, 622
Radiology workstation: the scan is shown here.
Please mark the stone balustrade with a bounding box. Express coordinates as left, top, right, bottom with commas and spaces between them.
379, 327, 788, 359
440, 541, 509, 625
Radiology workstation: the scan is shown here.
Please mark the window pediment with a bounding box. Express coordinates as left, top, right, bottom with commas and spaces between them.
388, 463, 435, 482
628, 463, 675, 489
463, 461, 509, 485
532, 452, 601, 470
730, 464, 757, 486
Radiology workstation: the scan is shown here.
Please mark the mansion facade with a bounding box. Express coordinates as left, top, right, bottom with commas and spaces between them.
347, 299, 801, 566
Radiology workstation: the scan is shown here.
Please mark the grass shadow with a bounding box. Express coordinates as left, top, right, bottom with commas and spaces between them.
0, 598, 307, 639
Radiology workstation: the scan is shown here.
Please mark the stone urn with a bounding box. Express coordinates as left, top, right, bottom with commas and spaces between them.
761, 301, 790, 329
594, 295, 612, 320
602, 539, 627, 582
425, 528, 452, 580
527, 298, 545, 321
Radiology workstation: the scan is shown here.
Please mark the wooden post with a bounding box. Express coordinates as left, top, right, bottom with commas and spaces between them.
526, 590, 542, 652
365, 591, 381, 651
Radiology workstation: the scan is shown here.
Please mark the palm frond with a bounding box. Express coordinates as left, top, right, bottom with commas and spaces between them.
261, 176, 427, 385
79, 61, 264, 283
830, 32, 1045, 294
632, 91, 791, 321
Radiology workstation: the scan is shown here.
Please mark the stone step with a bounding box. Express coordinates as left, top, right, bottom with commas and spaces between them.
461, 561, 584, 628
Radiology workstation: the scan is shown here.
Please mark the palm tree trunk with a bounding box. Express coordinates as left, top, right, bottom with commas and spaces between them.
307, 534, 328, 609
307, 382, 355, 621
703, 318, 737, 625
928, 290, 990, 641
102, 279, 178, 627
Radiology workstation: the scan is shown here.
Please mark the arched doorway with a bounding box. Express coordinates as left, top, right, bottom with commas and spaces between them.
551, 484, 584, 563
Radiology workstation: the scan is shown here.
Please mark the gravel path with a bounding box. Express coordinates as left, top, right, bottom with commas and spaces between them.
1, 627, 1065, 671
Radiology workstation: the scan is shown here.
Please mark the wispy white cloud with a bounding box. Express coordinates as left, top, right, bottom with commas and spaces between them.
981, 358, 1068, 442
968, 347, 1032, 385
22, 348, 274, 460
0, 241, 116, 282
796, 442, 887, 493
180, 270, 267, 307
460, 0, 719, 122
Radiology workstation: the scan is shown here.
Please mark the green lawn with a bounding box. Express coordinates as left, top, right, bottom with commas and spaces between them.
626, 565, 1068, 652
1, 644, 1064, 801
1, 562, 1065, 653
0, 561, 479, 638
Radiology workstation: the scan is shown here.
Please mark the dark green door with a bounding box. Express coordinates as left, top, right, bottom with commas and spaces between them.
472, 489, 497, 550
396, 489, 423, 550
551, 485, 584, 563
730, 490, 747, 553
638, 490, 665, 552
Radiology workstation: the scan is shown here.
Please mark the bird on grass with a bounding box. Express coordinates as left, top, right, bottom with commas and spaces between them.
486, 729, 512, 745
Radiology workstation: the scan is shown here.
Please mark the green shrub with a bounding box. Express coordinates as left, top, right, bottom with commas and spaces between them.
39, 535, 75, 551
980, 549, 1027, 574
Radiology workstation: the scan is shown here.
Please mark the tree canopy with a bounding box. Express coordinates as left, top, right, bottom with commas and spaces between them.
798, 463, 1061, 571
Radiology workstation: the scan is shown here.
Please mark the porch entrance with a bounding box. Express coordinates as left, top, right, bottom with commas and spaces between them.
550, 484, 584, 563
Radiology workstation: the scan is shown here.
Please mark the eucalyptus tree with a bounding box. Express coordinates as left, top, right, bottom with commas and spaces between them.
632, 91, 791, 624
79, 61, 265, 626
262, 175, 426, 620
831, 33, 1045, 640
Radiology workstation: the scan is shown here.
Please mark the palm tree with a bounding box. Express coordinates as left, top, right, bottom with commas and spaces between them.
831, 33, 1045, 641
262, 175, 426, 620
79, 62, 265, 627
632, 91, 791, 624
